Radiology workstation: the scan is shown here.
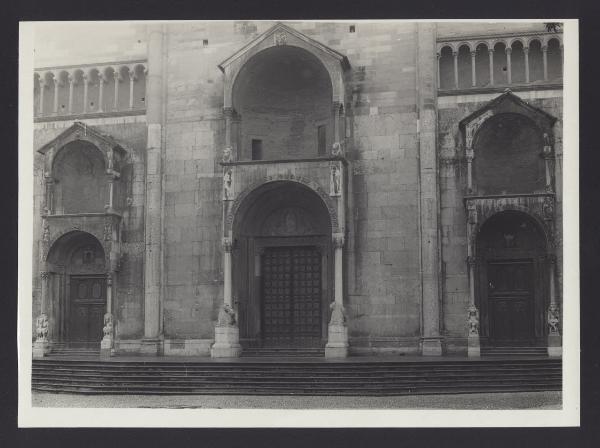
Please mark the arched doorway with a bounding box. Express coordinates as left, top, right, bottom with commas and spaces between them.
232, 181, 333, 348
46, 231, 107, 348
476, 211, 547, 346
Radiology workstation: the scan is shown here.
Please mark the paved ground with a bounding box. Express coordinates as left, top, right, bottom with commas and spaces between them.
32, 391, 562, 409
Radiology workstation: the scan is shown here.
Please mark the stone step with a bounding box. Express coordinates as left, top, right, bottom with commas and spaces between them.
32, 358, 561, 395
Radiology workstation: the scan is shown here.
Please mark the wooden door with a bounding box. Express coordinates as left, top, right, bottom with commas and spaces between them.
261, 246, 322, 347
487, 261, 534, 344
69, 276, 106, 344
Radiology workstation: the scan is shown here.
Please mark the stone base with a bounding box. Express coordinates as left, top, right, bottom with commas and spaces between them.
32, 340, 50, 358
325, 324, 348, 358
547, 333, 562, 357
211, 326, 242, 358
139, 338, 162, 356
467, 334, 481, 357
421, 337, 443, 356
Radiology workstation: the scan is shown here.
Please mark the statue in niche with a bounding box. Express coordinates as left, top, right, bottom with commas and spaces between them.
103, 313, 113, 338
543, 133, 553, 150
223, 169, 233, 200
331, 141, 343, 157
543, 196, 554, 220
42, 222, 50, 242
222, 146, 232, 163
217, 303, 237, 326
547, 305, 560, 334
106, 149, 114, 171
330, 165, 341, 196
36, 314, 49, 341
467, 305, 479, 336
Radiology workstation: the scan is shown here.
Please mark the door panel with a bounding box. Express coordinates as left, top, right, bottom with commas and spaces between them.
69, 276, 106, 343
262, 247, 321, 347
487, 261, 534, 343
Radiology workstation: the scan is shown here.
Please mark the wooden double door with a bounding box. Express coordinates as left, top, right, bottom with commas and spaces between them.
68, 276, 106, 344
261, 246, 322, 347
486, 260, 535, 344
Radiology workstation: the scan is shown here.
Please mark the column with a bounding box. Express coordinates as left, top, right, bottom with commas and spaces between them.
453, 50, 459, 88
542, 45, 549, 81
470, 50, 476, 87
211, 237, 242, 358
417, 23, 443, 356
129, 68, 135, 109
547, 255, 562, 357
113, 69, 120, 111
38, 77, 45, 115
141, 25, 164, 355
488, 48, 494, 85
67, 73, 74, 114
506, 47, 512, 84
98, 72, 105, 112
82, 74, 89, 114
466, 148, 474, 193
223, 107, 233, 155
33, 271, 51, 358
325, 233, 349, 358
106, 174, 115, 212
436, 53, 441, 89
52, 75, 59, 115
543, 141, 553, 192
44, 177, 55, 214
524, 47, 530, 83
100, 271, 115, 358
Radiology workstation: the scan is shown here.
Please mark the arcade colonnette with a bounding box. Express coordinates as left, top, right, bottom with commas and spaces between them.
30, 22, 564, 359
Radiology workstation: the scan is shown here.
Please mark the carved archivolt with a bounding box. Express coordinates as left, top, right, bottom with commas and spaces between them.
43, 227, 111, 264
466, 199, 555, 254
225, 174, 339, 234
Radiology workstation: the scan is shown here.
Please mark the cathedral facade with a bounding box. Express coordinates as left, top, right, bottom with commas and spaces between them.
30, 21, 564, 359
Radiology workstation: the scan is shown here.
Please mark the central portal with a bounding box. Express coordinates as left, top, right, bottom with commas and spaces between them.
262, 246, 322, 347
232, 181, 333, 349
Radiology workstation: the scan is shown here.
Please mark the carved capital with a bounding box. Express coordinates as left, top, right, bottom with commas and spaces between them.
223, 107, 234, 118
106, 271, 113, 286
222, 237, 233, 253
128, 69, 137, 81
505, 47, 512, 55
332, 233, 345, 249
466, 256, 477, 267
488, 48, 495, 55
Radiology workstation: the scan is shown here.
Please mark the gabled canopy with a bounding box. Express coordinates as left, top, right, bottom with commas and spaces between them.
459, 90, 557, 149
37, 121, 128, 175
218, 22, 350, 108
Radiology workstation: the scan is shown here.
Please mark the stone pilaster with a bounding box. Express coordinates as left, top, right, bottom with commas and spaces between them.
141, 24, 165, 356
417, 23, 443, 356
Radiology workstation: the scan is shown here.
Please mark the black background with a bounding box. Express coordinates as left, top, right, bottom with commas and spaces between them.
1, 0, 598, 446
